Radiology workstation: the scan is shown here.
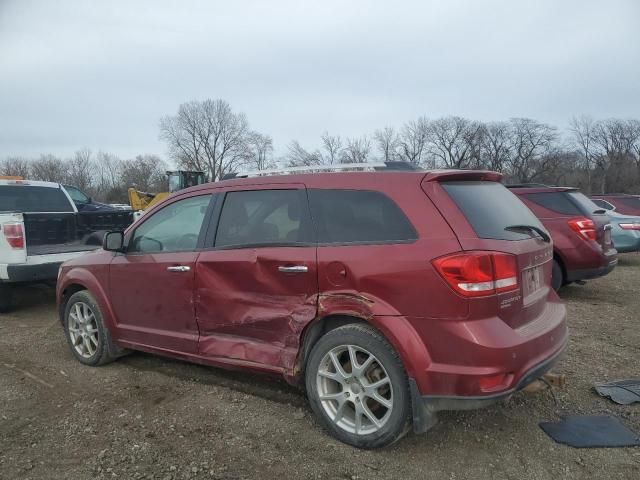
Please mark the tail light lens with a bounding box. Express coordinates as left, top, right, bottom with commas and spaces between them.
567, 218, 596, 241
432, 251, 519, 297
2, 222, 25, 249
619, 222, 640, 231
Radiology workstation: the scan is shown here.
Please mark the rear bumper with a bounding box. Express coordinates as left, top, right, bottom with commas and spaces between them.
410, 341, 566, 432
2, 262, 61, 283
565, 257, 618, 282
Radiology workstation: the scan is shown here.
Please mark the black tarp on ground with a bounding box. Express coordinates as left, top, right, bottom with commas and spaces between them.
539, 415, 640, 448
594, 379, 640, 405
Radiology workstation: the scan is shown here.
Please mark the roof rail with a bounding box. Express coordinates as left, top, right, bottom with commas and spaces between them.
222, 161, 420, 180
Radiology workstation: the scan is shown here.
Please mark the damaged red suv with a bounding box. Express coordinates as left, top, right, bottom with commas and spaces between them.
57, 165, 567, 448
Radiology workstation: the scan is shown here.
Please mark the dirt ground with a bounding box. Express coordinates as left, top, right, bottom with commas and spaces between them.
1, 255, 639, 480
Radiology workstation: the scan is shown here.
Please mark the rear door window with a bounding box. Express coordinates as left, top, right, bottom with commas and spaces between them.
0, 185, 73, 212
214, 189, 312, 248
308, 189, 417, 244
442, 181, 544, 241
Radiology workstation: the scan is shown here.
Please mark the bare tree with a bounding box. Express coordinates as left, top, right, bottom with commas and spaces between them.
593, 119, 640, 194
286, 140, 322, 166
569, 116, 600, 194
30, 154, 67, 183
159, 99, 253, 180
66, 148, 93, 191
427, 116, 483, 169
320, 132, 342, 164
397, 117, 430, 165
0, 157, 31, 178
479, 122, 512, 172
506, 118, 559, 183
246, 132, 274, 171
373, 127, 399, 162
340, 136, 371, 163
120, 155, 167, 193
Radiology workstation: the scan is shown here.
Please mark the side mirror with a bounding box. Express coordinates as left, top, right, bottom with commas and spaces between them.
103, 231, 124, 252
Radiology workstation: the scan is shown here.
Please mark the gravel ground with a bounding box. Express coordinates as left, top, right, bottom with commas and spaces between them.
1, 254, 639, 480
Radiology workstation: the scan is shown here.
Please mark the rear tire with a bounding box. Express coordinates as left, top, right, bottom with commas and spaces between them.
551, 259, 563, 292
64, 290, 118, 366
305, 324, 411, 449
0, 283, 14, 313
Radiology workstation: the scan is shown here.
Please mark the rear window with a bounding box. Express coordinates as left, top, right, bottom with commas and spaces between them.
442, 181, 543, 241
618, 197, 640, 209
521, 192, 582, 215
308, 189, 417, 244
0, 185, 73, 212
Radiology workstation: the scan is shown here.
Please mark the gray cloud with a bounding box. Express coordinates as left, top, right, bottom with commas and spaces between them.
1, 0, 639, 159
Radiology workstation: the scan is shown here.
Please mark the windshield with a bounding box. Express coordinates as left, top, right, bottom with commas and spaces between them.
442, 181, 545, 241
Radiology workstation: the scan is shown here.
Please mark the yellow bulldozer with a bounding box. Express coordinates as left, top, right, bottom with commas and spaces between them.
128, 170, 206, 213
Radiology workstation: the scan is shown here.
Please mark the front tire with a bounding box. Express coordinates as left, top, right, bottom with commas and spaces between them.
64, 290, 117, 366
305, 324, 411, 449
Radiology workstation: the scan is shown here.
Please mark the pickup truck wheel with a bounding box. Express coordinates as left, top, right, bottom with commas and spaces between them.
64, 291, 116, 366
305, 324, 411, 449
551, 259, 563, 292
0, 283, 14, 313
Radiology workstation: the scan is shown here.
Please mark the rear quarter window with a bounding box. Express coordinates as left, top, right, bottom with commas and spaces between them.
308, 189, 416, 244
442, 181, 544, 241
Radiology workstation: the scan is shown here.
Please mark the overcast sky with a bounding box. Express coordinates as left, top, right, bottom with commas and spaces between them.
1, 0, 639, 161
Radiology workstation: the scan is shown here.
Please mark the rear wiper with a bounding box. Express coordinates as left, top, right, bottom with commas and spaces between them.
504, 224, 551, 243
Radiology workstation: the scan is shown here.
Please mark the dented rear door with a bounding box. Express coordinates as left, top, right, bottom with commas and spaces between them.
194, 185, 318, 371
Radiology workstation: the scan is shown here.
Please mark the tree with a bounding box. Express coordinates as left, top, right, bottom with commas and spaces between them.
320, 132, 342, 164
593, 119, 640, 194
159, 99, 253, 180
0, 157, 31, 178
373, 127, 399, 162
427, 116, 483, 169
66, 148, 93, 191
120, 155, 167, 193
479, 122, 511, 172
30, 154, 67, 183
340, 136, 371, 163
285, 140, 322, 167
569, 116, 600, 194
246, 132, 274, 171
506, 118, 559, 183
397, 117, 430, 165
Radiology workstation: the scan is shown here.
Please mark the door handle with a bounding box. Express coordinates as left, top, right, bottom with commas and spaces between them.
278, 265, 308, 273
167, 265, 191, 272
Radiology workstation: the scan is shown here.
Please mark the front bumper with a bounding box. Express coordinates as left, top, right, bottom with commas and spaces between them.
410, 339, 567, 433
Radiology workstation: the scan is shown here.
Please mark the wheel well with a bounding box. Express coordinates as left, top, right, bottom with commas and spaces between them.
297, 314, 367, 379
58, 284, 87, 323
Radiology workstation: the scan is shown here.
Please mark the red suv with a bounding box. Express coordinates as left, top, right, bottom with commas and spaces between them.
57, 167, 568, 448
509, 186, 617, 290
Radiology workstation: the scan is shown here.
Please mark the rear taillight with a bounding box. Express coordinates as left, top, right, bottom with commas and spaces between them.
432, 251, 519, 297
619, 222, 640, 231
567, 217, 596, 241
2, 222, 25, 249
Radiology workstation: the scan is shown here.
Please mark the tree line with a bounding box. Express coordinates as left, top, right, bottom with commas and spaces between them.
2, 98, 639, 203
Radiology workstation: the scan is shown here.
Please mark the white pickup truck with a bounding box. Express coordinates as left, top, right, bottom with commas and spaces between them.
0, 179, 133, 312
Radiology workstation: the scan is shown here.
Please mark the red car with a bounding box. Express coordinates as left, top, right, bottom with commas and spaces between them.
509, 186, 617, 290
590, 194, 640, 216
57, 166, 568, 448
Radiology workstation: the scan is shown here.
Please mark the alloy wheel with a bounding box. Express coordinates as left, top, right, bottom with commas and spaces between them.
315, 345, 393, 435
67, 302, 99, 359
